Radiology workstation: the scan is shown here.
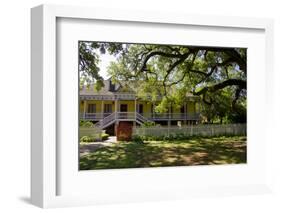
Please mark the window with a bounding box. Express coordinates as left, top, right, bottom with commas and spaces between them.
87, 104, 96, 113
120, 104, 128, 112
104, 104, 112, 113
180, 106, 185, 113
138, 104, 143, 114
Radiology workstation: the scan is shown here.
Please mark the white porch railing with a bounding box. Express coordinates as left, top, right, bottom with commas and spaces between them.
83, 112, 201, 129
94, 112, 143, 129
139, 112, 200, 120
81, 112, 200, 121
94, 112, 116, 129
80, 112, 113, 120
136, 113, 150, 124
116, 112, 136, 120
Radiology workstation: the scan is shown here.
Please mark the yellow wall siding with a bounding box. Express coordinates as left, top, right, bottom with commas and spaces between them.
79, 99, 198, 114
103, 100, 116, 112
118, 100, 135, 112
87, 100, 101, 112
187, 102, 196, 114
79, 102, 84, 112
80, 100, 116, 113
138, 101, 152, 113
171, 105, 180, 113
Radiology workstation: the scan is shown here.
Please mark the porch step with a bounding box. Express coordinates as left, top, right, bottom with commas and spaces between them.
94, 112, 149, 129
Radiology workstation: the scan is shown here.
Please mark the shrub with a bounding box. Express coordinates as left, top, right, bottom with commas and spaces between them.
80, 135, 95, 143
163, 135, 171, 141
101, 133, 109, 141
138, 133, 191, 142
135, 133, 215, 142
132, 135, 144, 143
80, 133, 102, 143
79, 120, 94, 127
141, 121, 156, 127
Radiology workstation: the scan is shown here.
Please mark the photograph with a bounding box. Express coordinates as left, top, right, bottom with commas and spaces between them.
78, 41, 247, 170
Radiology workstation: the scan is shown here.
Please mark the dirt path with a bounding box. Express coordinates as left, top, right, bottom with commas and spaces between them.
79, 136, 117, 156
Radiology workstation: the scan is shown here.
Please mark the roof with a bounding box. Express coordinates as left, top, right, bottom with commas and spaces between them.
80, 78, 135, 94
80, 79, 200, 101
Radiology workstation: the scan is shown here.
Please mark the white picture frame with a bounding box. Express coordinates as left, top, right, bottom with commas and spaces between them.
31, 4, 274, 208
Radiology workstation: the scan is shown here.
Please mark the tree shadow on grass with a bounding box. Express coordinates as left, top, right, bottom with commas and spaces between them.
79, 137, 247, 170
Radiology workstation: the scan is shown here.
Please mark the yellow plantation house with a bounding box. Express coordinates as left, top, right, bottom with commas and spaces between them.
80, 79, 201, 136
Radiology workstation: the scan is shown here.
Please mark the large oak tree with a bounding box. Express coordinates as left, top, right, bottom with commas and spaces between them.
79, 41, 247, 123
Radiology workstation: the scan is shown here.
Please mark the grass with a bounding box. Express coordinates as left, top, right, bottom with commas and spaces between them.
79, 136, 246, 170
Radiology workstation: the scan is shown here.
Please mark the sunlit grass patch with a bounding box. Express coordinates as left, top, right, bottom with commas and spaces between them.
80, 136, 246, 170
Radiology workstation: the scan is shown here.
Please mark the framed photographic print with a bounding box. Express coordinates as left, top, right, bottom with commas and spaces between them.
31, 4, 274, 208
78, 40, 247, 171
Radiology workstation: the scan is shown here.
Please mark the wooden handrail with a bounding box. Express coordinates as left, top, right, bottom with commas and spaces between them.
83, 112, 200, 120
92, 111, 200, 129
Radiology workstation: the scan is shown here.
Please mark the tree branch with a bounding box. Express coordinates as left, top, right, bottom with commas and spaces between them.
163, 52, 190, 83
194, 79, 246, 96
140, 51, 184, 71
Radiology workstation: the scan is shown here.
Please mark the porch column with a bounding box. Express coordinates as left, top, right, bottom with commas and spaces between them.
101, 99, 104, 118
198, 101, 202, 124
152, 102, 155, 119
193, 101, 196, 122
183, 102, 187, 126
169, 104, 172, 120
135, 98, 137, 116
115, 98, 117, 113
186, 102, 188, 119
168, 103, 171, 130
134, 98, 137, 127
167, 123, 170, 136
135, 97, 137, 118
83, 100, 87, 119
114, 97, 118, 120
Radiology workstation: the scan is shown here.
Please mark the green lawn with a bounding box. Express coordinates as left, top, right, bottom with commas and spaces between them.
79, 136, 246, 170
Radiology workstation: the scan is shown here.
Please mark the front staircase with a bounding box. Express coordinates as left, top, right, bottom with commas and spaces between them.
94, 112, 150, 129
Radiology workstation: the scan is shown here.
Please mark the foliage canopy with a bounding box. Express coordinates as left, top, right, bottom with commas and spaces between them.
79, 41, 247, 123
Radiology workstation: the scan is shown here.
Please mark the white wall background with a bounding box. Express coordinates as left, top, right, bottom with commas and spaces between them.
0, 0, 280, 212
